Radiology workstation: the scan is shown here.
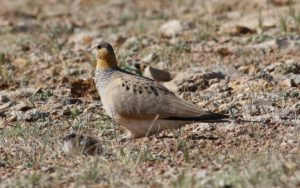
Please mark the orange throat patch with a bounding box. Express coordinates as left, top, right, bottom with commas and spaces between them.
96, 58, 118, 69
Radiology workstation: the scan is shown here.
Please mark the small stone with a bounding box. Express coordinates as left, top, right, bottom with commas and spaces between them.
141, 53, 158, 64
290, 147, 299, 154
62, 133, 103, 156
156, 61, 169, 70
0, 161, 6, 168
84, 103, 102, 113
50, 109, 60, 115
41, 166, 55, 173
68, 30, 100, 46
6, 115, 17, 123
246, 105, 260, 115
143, 66, 172, 82
238, 65, 255, 74
63, 98, 83, 105
34, 87, 43, 94
270, 0, 293, 6
208, 78, 220, 85
285, 73, 300, 86
122, 36, 139, 49
0, 101, 15, 111
265, 63, 280, 72
250, 40, 276, 50
231, 26, 255, 35
24, 110, 49, 122
279, 79, 296, 87
218, 103, 233, 114
287, 139, 296, 145
276, 36, 300, 50
160, 20, 184, 38
280, 141, 288, 148
257, 71, 273, 81
15, 101, 34, 111
0, 95, 10, 104
206, 0, 235, 14
0, 112, 5, 118
275, 60, 300, 74
216, 47, 233, 56
217, 84, 232, 93
11, 58, 28, 68
202, 71, 225, 80
62, 108, 72, 116
109, 34, 127, 45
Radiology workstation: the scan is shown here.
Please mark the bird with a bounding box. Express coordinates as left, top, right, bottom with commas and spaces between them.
91, 42, 229, 138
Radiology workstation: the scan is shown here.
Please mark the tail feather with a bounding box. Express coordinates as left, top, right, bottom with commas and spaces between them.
162, 112, 230, 122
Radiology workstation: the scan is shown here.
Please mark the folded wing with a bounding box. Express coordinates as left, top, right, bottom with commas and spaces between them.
106, 73, 229, 122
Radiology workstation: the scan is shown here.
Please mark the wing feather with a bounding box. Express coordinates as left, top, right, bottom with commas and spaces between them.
104, 72, 228, 121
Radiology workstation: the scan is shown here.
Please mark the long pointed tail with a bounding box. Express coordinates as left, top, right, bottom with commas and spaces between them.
162, 112, 264, 123
162, 112, 230, 122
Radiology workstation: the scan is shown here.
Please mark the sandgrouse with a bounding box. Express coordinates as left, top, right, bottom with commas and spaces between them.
92, 42, 229, 138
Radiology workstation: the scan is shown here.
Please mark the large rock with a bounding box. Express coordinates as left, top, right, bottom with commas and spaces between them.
143, 66, 172, 82
164, 71, 225, 92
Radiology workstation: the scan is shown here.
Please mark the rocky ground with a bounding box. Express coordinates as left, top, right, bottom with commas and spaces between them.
1, 0, 300, 187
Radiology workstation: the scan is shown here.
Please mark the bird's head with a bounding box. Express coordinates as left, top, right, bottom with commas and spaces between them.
90, 42, 118, 69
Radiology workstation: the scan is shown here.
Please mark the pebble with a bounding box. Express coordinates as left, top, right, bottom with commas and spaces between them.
160, 20, 184, 38
62, 108, 72, 116
0, 112, 6, 118
0, 95, 10, 104
279, 79, 296, 87
141, 53, 158, 64
15, 101, 35, 111
250, 40, 276, 50
11, 58, 28, 69
24, 110, 49, 122
275, 60, 300, 75
285, 73, 300, 86
62, 133, 103, 156
122, 36, 139, 49
68, 30, 101, 47
63, 98, 83, 105
83, 103, 102, 113
0, 101, 16, 112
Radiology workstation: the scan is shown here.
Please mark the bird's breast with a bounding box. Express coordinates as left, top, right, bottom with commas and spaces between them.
100, 87, 123, 122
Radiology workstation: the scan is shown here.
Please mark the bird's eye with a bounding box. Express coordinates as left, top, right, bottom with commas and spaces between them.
97, 45, 102, 49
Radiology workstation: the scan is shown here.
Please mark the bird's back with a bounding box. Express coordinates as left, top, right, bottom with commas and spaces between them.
96, 68, 228, 122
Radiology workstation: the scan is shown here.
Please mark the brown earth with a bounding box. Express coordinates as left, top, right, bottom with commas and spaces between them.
0, 0, 300, 187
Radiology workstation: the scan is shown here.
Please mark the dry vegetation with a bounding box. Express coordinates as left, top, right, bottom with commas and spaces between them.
1, 0, 300, 187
